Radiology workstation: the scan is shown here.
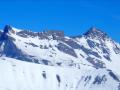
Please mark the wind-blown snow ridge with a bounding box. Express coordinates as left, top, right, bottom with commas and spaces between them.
0, 25, 120, 90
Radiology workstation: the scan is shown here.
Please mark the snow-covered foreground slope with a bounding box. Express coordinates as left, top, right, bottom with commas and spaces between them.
0, 57, 120, 90
0, 25, 120, 90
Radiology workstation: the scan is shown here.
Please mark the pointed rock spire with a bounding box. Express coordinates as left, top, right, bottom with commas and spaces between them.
3, 25, 12, 34
84, 27, 109, 40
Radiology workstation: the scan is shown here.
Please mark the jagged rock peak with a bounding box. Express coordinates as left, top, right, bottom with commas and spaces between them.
43, 30, 64, 37
3, 25, 12, 34
84, 27, 109, 40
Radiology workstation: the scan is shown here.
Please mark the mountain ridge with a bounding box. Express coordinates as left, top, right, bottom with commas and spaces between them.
2, 25, 112, 41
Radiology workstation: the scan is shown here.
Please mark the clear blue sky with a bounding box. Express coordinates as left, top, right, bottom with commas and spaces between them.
0, 0, 120, 42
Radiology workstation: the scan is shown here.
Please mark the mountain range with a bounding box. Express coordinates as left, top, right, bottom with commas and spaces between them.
0, 25, 120, 90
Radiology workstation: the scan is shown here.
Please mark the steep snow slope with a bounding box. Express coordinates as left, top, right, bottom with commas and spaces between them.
0, 57, 120, 90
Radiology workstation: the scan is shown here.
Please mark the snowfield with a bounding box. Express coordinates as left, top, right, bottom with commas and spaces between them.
0, 57, 119, 90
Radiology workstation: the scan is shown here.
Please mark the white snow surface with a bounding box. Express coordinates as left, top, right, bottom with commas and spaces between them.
0, 57, 119, 90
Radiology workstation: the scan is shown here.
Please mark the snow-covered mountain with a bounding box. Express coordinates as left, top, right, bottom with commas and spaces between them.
0, 25, 120, 90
